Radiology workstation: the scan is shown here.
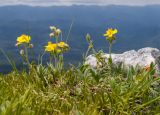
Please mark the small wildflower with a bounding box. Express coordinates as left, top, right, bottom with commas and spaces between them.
45, 42, 57, 52
58, 42, 69, 48
16, 34, 32, 66
103, 28, 118, 65
143, 65, 151, 71
29, 44, 34, 48
104, 28, 118, 38
104, 28, 118, 41
16, 34, 31, 46
55, 29, 61, 37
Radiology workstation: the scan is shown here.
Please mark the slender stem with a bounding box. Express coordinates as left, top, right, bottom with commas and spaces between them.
109, 42, 112, 59
24, 44, 30, 67
56, 36, 58, 44
60, 54, 64, 70
66, 19, 74, 43
55, 36, 59, 69
49, 53, 52, 64
40, 51, 45, 65
54, 54, 57, 69
92, 47, 96, 54
85, 47, 90, 59
135, 96, 160, 111
60, 32, 63, 41
108, 42, 113, 65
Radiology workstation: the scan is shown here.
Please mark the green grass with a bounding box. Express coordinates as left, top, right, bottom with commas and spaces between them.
0, 62, 159, 115
0, 27, 160, 114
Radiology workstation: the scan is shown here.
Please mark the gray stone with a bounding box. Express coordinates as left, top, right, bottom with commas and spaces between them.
85, 47, 160, 70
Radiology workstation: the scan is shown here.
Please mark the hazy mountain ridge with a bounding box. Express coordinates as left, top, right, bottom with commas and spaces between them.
0, 5, 160, 73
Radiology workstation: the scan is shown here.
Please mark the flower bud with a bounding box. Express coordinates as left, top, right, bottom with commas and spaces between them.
64, 43, 69, 48
50, 26, 56, 31
29, 44, 34, 48
15, 42, 20, 47
63, 46, 70, 52
56, 29, 61, 34
20, 49, 24, 55
86, 33, 91, 42
49, 33, 54, 38
56, 49, 62, 54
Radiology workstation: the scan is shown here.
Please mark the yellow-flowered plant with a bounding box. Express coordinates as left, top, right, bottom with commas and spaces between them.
104, 28, 118, 65
104, 28, 118, 40
45, 42, 57, 52
16, 34, 31, 46
57, 42, 69, 52
45, 41, 68, 55
45, 26, 69, 70
11, 26, 70, 72
16, 34, 33, 66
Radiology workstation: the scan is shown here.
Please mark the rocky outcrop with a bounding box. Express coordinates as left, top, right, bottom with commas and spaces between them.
85, 47, 160, 70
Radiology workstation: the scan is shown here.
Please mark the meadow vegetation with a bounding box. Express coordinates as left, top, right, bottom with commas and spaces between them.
0, 26, 159, 114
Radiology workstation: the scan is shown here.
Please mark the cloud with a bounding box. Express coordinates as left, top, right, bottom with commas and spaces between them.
0, 0, 160, 6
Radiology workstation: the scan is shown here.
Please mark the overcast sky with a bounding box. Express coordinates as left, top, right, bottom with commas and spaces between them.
0, 0, 160, 6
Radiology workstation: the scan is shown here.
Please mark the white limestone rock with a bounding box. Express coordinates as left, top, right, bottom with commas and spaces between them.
85, 47, 160, 70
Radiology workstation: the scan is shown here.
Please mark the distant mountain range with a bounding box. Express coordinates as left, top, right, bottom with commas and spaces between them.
0, 5, 160, 73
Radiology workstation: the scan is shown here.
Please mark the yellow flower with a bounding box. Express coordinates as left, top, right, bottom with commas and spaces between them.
16, 34, 31, 46
45, 42, 57, 52
58, 42, 69, 48
104, 28, 118, 38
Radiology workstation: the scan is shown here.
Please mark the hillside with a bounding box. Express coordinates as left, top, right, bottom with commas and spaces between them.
0, 8, 160, 113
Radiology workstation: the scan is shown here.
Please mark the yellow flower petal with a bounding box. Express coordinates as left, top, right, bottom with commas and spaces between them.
113, 29, 118, 34
103, 34, 107, 37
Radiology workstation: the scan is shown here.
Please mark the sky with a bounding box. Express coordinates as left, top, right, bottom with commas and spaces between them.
0, 0, 160, 6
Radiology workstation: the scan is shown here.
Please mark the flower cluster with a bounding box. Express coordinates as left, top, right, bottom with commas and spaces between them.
49, 26, 61, 38
45, 41, 69, 54
45, 26, 69, 54
15, 26, 69, 70
15, 26, 118, 69
44, 26, 70, 70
